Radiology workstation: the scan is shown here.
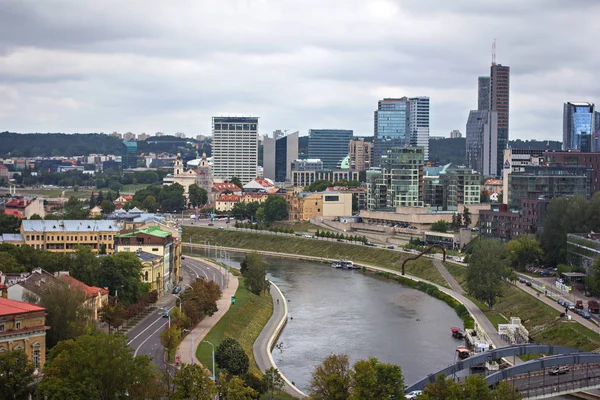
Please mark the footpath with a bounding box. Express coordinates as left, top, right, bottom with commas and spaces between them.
176, 258, 239, 366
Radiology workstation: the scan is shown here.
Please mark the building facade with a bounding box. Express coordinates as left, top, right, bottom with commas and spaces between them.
490, 63, 510, 174
307, 129, 353, 170
563, 102, 595, 152
423, 164, 481, 210
409, 97, 430, 160
479, 203, 523, 242
286, 192, 352, 221
291, 169, 360, 188
366, 147, 424, 210
121, 141, 138, 170
465, 110, 498, 176
162, 153, 198, 204
501, 148, 546, 201
477, 76, 490, 111
212, 117, 259, 184
450, 130, 463, 139
263, 131, 299, 183
348, 139, 372, 171
291, 159, 323, 172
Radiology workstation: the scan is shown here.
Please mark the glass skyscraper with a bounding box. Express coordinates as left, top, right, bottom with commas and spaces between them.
121, 141, 138, 170
563, 102, 595, 152
307, 129, 353, 170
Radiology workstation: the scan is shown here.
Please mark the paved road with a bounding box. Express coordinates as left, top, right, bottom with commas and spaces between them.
507, 365, 600, 397
434, 259, 466, 295
126, 259, 226, 368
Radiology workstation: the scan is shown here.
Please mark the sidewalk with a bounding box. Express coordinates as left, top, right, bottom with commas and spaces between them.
176, 258, 239, 367
433, 259, 465, 295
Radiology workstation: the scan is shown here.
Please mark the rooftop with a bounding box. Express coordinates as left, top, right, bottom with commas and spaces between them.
0, 233, 24, 242
61, 275, 108, 298
135, 250, 162, 263
116, 225, 172, 239
217, 194, 241, 202
22, 220, 120, 232
0, 297, 45, 316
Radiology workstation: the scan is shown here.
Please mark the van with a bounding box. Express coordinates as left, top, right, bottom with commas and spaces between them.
588, 300, 600, 314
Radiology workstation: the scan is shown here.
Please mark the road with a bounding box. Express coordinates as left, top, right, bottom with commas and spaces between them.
508, 365, 600, 394
126, 258, 227, 368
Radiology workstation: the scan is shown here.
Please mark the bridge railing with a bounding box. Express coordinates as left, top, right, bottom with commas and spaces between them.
516, 374, 600, 399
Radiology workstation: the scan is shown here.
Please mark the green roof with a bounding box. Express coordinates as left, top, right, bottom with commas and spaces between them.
116, 225, 171, 239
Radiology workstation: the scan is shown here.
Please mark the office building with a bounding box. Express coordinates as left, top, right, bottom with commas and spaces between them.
409, 97, 431, 160
263, 131, 299, 183
490, 63, 510, 174
423, 164, 481, 210
366, 147, 424, 210
544, 151, 600, 193
348, 139, 372, 171
291, 159, 323, 172
501, 148, 546, 202
212, 117, 259, 184
478, 76, 490, 111
563, 102, 595, 152
374, 98, 410, 165
291, 169, 359, 187
307, 129, 353, 170
450, 130, 463, 139
121, 141, 138, 170
465, 110, 498, 176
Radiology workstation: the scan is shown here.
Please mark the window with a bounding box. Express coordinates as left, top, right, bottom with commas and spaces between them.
33, 349, 40, 368
145, 271, 149, 281
0, 324, 3, 332
16, 322, 21, 330
152, 248, 159, 252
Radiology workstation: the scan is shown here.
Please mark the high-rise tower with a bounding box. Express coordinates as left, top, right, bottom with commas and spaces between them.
212, 116, 259, 184
563, 102, 595, 152
490, 63, 510, 174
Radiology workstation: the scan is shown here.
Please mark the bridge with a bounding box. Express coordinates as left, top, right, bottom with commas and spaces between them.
406, 344, 600, 399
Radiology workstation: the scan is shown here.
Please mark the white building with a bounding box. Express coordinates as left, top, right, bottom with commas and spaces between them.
212, 117, 259, 184
409, 97, 430, 160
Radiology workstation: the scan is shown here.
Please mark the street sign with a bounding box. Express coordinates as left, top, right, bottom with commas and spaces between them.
231, 296, 236, 304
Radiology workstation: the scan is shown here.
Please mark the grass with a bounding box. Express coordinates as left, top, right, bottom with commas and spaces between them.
183, 227, 449, 288
444, 262, 468, 288
196, 277, 273, 376
271, 221, 333, 233
120, 183, 153, 194
0, 187, 92, 198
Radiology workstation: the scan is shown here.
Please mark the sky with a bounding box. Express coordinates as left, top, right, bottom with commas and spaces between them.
0, 0, 599, 141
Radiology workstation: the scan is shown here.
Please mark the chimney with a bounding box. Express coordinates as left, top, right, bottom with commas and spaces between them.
0, 284, 7, 299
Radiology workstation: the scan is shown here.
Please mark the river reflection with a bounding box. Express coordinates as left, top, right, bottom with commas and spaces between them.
218, 253, 462, 392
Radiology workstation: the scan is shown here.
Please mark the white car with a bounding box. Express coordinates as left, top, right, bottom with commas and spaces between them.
406, 390, 422, 399
304, 234, 313, 238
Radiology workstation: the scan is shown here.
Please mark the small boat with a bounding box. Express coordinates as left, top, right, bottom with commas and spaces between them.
332, 259, 357, 269
451, 327, 464, 339
456, 346, 470, 360
331, 261, 343, 269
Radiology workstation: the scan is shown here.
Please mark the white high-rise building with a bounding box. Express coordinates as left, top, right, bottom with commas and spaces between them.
409, 97, 430, 160
212, 117, 259, 184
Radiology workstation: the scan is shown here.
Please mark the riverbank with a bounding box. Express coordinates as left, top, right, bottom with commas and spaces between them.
183, 227, 449, 288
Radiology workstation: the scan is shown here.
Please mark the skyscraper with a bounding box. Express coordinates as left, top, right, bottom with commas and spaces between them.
348, 139, 372, 171
563, 102, 595, 152
263, 131, 299, 183
466, 110, 498, 176
121, 141, 138, 170
477, 76, 490, 111
490, 64, 510, 174
307, 129, 353, 170
212, 116, 259, 184
409, 97, 430, 160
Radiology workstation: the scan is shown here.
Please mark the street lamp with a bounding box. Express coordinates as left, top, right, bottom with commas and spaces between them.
183, 329, 194, 365
203, 340, 216, 381
173, 285, 193, 311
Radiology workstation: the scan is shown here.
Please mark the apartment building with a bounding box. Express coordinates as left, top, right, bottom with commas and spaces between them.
291, 169, 359, 187
212, 117, 259, 184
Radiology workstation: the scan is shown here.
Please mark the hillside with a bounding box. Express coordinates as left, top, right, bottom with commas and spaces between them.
0, 132, 123, 157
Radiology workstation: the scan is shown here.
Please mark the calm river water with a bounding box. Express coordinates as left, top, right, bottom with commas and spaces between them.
218, 253, 462, 392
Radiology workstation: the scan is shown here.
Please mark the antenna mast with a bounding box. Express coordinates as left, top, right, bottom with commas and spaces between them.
492, 39, 496, 65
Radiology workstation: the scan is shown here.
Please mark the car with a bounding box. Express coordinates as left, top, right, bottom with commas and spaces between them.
549, 366, 570, 375
218, 226, 224, 230
337, 239, 344, 242
172, 285, 182, 294
181, 256, 185, 260
583, 311, 591, 319
162, 310, 170, 318
304, 234, 313, 238
558, 298, 566, 306
406, 390, 423, 399
295, 233, 303, 237
525, 281, 532, 287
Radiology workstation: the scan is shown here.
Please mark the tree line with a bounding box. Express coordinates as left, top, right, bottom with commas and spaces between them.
0, 132, 123, 157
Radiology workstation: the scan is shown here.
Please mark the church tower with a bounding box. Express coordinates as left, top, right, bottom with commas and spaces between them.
174, 153, 183, 175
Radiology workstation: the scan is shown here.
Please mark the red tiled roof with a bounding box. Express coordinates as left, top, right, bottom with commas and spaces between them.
0, 164, 7, 169
61, 275, 108, 298
217, 194, 241, 202
4, 209, 24, 218
5, 199, 27, 208
252, 178, 274, 187
0, 297, 45, 317
213, 183, 241, 192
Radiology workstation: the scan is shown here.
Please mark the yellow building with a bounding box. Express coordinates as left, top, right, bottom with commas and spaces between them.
215, 194, 241, 212
20, 220, 120, 253
0, 292, 49, 372
287, 192, 353, 221
136, 251, 165, 294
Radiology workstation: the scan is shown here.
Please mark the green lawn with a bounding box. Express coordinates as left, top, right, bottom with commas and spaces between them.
0, 187, 92, 198
120, 183, 153, 194
183, 227, 449, 288
196, 277, 273, 376
444, 262, 468, 288
271, 221, 333, 233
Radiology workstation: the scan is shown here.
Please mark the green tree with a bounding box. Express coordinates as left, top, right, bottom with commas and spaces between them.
171, 364, 217, 400
0, 350, 35, 400
189, 184, 208, 207
28, 213, 43, 220
100, 200, 116, 214
308, 354, 351, 400
159, 182, 186, 212
0, 252, 25, 273
492, 381, 522, 399
38, 331, 162, 400
160, 325, 181, 361
506, 234, 542, 271
262, 367, 285, 400
430, 220, 450, 233
97, 190, 104, 205
219, 373, 258, 400
215, 337, 250, 376
466, 239, 508, 310
230, 177, 243, 189
24, 279, 91, 348
142, 195, 160, 212
255, 206, 265, 224
97, 252, 149, 306
462, 207, 472, 228
0, 214, 20, 233
89, 192, 96, 209
263, 195, 288, 225
231, 202, 247, 221
181, 278, 222, 323
100, 301, 126, 332
244, 253, 270, 296
63, 196, 89, 219
306, 180, 333, 192
349, 357, 404, 400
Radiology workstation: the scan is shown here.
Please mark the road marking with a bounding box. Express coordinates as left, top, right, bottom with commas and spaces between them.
134, 320, 168, 357
184, 264, 199, 278
127, 306, 174, 346
188, 260, 210, 281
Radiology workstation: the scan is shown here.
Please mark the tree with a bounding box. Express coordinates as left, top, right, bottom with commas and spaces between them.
100, 200, 116, 214
142, 195, 160, 212
462, 207, 472, 228
506, 234, 542, 271
0, 252, 25, 273
230, 177, 243, 189
97, 190, 104, 205
89, 192, 96, 208
215, 337, 250, 376
160, 325, 181, 361
159, 182, 186, 212
231, 202, 247, 221
219, 373, 258, 400
189, 184, 208, 207
63, 196, 89, 219
466, 239, 508, 310
306, 180, 333, 192
263, 195, 288, 225
0, 350, 35, 400
38, 331, 163, 400
349, 357, 404, 400
430, 220, 450, 233
255, 206, 265, 224
308, 354, 352, 400
262, 367, 284, 400
181, 278, 222, 323
492, 381, 522, 399
97, 252, 149, 306
0, 214, 20, 233
24, 279, 91, 348
100, 301, 126, 332
28, 213, 43, 220
171, 364, 217, 400
243, 253, 270, 295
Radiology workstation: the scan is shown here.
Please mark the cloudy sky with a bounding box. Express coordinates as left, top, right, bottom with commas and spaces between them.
1, 0, 599, 141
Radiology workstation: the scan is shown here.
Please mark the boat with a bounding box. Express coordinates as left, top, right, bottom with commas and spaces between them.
331, 261, 343, 269
331, 259, 358, 270
456, 346, 470, 360
451, 327, 464, 339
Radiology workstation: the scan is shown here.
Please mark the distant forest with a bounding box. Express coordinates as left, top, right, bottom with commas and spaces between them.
429, 138, 562, 166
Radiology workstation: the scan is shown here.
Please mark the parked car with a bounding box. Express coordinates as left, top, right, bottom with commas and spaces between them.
304, 234, 313, 238
576, 300, 584, 309
558, 298, 566, 306
172, 285, 182, 294
162, 310, 170, 318
387, 245, 395, 249
583, 311, 591, 319
406, 390, 423, 400
525, 281, 532, 287
549, 366, 570, 375
181, 256, 185, 260
218, 226, 224, 230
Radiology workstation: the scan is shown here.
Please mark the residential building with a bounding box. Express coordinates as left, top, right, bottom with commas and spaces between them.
90, 206, 102, 217
563, 102, 595, 152
409, 97, 431, 160
137, 133, 149, 141
19, 220, 120, 253
3, 197, 45, 219
291, 169, 359, 188
0, 164, 8, 183
263, 131, 299, 183
215, 194, 241, 212
374, 98, 410, 165
366, 147, 424, 210
286, 192, 352, 221
477, 76, 490, 111
423, 164, 481, 210
450, 130, 463, 139
240, 193, 269, 204
212, 116, 259, 184
60, 274, 108, 321
545, 151, 600, 194
291, 159, 323, 171
501, 148, 546, 201
490, 63, 510, 174
327, 186, 367, 210
121, 141, 138, 170
521, 197, 551, 234
212, 182, 242, 202
307, 129, 353, 170
466, 110, 498, 176
349, 139, 372, 171
114, 195, 133, 208
0, 294, 48, 371
483, 179, 503, 195
115, 226, 177, 296
479, 203, 523, 242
